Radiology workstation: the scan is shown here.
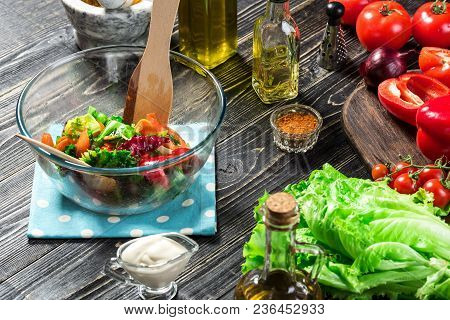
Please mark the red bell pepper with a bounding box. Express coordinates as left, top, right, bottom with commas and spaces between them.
416, 95, 450, 161
419, 47, 450, 87
378, 73, 450, 126
139, 155, 174, 188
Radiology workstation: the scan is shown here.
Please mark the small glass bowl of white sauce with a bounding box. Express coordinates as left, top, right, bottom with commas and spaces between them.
104, 233, 199, 300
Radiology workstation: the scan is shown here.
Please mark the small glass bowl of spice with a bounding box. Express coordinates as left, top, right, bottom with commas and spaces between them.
270, 104, 322, 153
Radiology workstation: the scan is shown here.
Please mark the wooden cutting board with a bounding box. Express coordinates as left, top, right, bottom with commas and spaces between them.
342, 84, 428, 168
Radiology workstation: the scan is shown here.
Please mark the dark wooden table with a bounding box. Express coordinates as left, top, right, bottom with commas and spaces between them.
0, 0, 421, 300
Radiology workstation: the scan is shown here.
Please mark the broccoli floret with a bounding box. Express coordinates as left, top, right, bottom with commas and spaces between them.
64, 144, 76, 157
80, 148, 137, 168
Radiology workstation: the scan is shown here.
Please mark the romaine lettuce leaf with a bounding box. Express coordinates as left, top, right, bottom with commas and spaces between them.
241, 164, 450, 299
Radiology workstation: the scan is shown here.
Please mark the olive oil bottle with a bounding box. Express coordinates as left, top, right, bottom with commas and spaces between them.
235, 192, 324, 300
178, 0, 238, 69
252, 0, 300, 104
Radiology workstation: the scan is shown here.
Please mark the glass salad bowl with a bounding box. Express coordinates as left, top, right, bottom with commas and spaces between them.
16, 46, 225, 215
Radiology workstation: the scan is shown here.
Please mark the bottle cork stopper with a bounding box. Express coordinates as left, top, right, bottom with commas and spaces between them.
265, 192, 299, 227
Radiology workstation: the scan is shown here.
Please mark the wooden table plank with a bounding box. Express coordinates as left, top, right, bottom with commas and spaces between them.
0, 0, 421, 300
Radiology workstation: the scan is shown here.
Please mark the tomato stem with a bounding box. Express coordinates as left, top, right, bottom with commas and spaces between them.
432, 0, 447, 15
379, 3, 403, 16
384, 155, 450, 181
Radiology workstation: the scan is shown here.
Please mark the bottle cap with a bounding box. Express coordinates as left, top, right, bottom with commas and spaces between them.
265, 192, 299, 227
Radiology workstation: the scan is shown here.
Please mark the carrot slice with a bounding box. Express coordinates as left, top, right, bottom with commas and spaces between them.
41, 133, 54, 147
164, 128, 188, 150
101, 142, 114, 151
75, 129, 90, 157
146, 113, 165, 131
55, 136, 75, 152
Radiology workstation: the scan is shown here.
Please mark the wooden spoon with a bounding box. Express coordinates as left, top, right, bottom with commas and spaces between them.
123, 0, 180, 125
15, 134, 90, 167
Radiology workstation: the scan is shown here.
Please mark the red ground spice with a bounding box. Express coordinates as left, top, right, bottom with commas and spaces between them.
276, 112, 318, 134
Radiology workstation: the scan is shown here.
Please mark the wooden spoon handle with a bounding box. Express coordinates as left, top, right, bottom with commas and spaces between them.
15, 134, 90, 167
123, 0, 180, 125
144, 0, 180, 60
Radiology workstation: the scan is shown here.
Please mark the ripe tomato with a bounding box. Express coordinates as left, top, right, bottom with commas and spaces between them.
412, 1, 450, 48
330, 0, 375, 27
372, 163, 389, 180
417, 165, 444, 187
422, 179, 450, 209
391, 162, 415, 180
171, 148, 190, 156
418, 48, 450, 87
356, 1, 412, 51
394, 173, 418, 194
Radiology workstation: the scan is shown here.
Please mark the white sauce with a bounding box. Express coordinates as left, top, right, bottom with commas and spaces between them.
121, 235, 189, 289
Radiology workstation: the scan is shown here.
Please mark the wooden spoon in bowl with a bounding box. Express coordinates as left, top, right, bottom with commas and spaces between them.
15, 134, 90, 167
123, 0, 180, 125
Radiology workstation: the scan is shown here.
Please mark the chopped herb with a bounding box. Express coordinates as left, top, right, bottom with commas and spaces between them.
64, 144, 76, 157
80, 148, 137, 168
169, 134, 180, 146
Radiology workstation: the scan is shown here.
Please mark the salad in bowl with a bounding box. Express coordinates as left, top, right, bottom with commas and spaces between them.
41, 106, 196, 185
37, 106, 204, 214
16, 46, 225, 215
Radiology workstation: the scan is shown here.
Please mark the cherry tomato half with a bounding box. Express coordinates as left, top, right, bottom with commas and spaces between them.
372, 163, 389, 180
394, 173, 418, 194
422, 179, 450, 209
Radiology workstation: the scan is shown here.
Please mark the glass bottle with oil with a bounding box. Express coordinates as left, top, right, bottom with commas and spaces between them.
252, 0, 300, 104
178, 0, 238, 69
235, 192, 324, 300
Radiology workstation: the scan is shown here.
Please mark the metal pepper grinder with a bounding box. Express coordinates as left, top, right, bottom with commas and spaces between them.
318, 1, 347, 71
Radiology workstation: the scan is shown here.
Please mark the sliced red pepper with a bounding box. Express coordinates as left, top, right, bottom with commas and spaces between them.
378, 73, 450, 126
416, 95, 450, 161
419, 47, 450, 87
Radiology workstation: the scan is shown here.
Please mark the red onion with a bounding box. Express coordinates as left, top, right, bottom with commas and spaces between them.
118, 136, 169, 157
359, 48, 416, 89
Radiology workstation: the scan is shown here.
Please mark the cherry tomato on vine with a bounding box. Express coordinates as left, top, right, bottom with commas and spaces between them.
356, 1, 412, 51
422, 179, 450, 209
417, 165, 444, 187
372, 163, 389, 180
388, 179, 395, 189
330, 0, 375, 27
391, 162, 415, 180
412, 1, 450, 48
394, 173, 418, 194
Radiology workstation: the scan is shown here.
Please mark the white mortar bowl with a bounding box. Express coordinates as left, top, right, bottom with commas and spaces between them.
61, 0, 153, 50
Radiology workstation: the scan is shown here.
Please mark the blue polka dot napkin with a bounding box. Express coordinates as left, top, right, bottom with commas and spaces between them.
27, 153, 217, 239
